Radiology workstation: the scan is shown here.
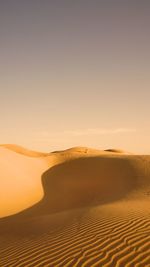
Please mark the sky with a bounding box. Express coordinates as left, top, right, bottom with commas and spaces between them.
0, 0, 150, 153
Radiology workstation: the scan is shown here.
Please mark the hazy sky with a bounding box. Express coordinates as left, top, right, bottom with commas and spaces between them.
0, 0, 150, 153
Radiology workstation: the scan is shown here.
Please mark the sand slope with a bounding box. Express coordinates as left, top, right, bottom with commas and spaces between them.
0, 146, 150, 266
0, 144, 48, 157
0, 146, 50, 217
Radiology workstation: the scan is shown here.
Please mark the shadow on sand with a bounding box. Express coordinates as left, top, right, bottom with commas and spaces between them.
0, 156, 138, 234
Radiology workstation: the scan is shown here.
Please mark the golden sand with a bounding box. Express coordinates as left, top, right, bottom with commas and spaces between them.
0, 145, 150, 266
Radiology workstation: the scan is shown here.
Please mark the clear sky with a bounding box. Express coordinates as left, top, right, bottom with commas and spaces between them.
0, 0, 150, 153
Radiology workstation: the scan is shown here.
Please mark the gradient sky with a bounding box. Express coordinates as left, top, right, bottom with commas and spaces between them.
0, 0, 150, 153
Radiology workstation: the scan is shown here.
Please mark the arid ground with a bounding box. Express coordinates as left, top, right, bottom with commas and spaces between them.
0, 145, 150, 266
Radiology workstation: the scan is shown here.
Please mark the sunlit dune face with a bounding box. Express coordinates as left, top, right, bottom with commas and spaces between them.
0, 148, 48, 217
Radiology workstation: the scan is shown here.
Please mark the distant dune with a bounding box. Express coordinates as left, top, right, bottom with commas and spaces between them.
104, 148, 127, 153
0, 144, 48, 157
0, 145, 150, 266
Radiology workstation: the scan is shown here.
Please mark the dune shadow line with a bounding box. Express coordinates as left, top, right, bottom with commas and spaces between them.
9, 156, 138, 219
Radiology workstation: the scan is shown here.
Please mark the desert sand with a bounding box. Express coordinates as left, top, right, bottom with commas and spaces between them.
0, 145, 150, 266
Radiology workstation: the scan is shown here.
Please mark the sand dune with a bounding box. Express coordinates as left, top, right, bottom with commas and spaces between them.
0, 146, 50, 217
104, 148, 127, 153
0, 144, 48, 157
0, 145, 150, 266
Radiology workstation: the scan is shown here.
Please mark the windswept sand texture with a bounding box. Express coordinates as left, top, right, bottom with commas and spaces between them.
0, 145, 150, 266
